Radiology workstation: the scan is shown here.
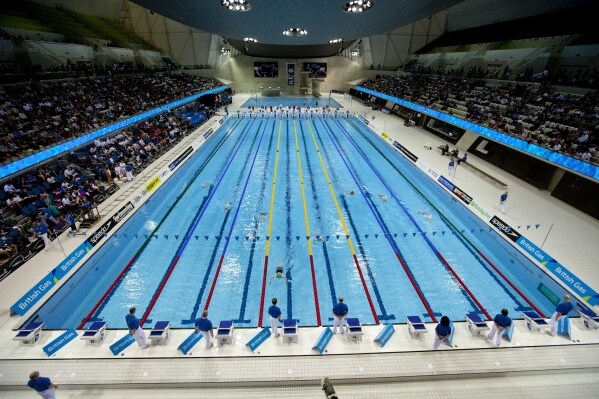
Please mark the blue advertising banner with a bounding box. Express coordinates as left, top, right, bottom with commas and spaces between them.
246, 327, 271, 352
11, 241, 92, 316
374, 324, 395, 347
446, 323, 455, 347
438, 175, 456, 191
43, 329, 78, 357
0, 86, 229, 180
355, 86, 599, 181
504, 325, 514, 342
312, 327, 333, 354
178, 332, 203, 355
109, 334, 136, 356
557, 316, 571, 339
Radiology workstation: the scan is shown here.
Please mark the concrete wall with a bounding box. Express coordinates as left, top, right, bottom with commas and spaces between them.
32, 0, 124, 20
210, 55, 369, 94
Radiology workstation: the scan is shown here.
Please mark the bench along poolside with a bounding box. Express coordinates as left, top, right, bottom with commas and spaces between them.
460, 160, 508, 190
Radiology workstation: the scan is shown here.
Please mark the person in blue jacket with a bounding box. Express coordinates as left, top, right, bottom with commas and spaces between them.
333, 297, 349, 334
487, 309, 512, 346
549, 295, 573, 336
125, 306, 149, 349
434, 316, 452, 350
268, 297, 282, 337
28, 371, 58, 398
33, 220, 50, 251
195, 310, 214, 349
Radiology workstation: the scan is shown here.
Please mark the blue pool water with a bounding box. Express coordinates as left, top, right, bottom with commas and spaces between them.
241, 96, 342, 109
30, 116, 584, 329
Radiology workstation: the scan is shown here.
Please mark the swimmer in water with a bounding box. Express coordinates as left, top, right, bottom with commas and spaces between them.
202, 182, 210, 189
348, 191, 355, 196
224, 201, 232, 212
260, 212, 267, 222
269, 261, 288, 285
418, 210, 433, 220
379, 194, 388, 203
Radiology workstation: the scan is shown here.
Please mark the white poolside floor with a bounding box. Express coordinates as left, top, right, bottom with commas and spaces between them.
0, 93, 597, 397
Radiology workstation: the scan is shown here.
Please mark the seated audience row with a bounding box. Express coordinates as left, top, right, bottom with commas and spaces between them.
0, 73, 219, 163
361, 74, 598, 164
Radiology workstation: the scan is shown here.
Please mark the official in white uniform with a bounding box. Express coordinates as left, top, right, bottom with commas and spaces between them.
125, 307, 149, 349
195, 310, 214, 349
333, 297, 349, 334
268, 298, 282, 337
27, 371, 58, 399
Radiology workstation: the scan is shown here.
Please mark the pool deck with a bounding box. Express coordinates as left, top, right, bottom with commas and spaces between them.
0, 94, 598, 396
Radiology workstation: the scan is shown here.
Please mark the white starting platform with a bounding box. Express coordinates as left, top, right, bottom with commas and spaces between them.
346, 318, 364, 342
523, 311, 550, 333
283, 320, 298, 343
466, 313, 490, 338
80, 321, 108, 346
149, 321, 171, 346
407, 316, 428, 340
13, 322, 43, 346
579, 309, 599, 330
216, 320, 234, 346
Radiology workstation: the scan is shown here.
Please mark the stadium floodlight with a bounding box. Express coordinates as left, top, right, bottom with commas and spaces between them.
329, 38, 343, 44
283, 28, 308, 37
343, 1, 373, 13
221, 0, 252, 12
244, 37, 258, 43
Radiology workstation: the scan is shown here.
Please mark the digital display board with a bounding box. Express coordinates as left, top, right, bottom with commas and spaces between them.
301, 62, 327, 78
254, 62, 278, 78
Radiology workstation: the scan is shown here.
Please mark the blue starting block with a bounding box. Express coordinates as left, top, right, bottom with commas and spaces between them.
149, 321, 171, 345
13, 322, 43, 346
466, 313, 489, 338
283, 319, 298, 343
579, 309, 599, 330
346, 318, 364, 342
407, 316, 427, 340
216, 320, 234, 346
80, 321, 108, 346
522, 311, 549, 333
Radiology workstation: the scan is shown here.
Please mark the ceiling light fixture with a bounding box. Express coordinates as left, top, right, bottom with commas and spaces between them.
244, 37, 258, 43
221, 0, 252, 12
283, 28, 308, 37
343, 0, 373, 13
329, 38, 343, 44
351, 48, 361, 56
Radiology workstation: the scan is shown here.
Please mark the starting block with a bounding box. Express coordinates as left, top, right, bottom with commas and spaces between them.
80, 321, 108, 346
216, 320, 234, 346
346, 318, 364, 342
466, 313, 489, 337
579, 309, 599, 330
522, 311, 550, 333
13, 322, 43, 346
407, 315, 428, 340
149, 321, 171, 345
283, 319, 298, 343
